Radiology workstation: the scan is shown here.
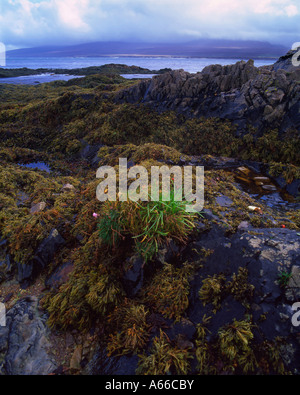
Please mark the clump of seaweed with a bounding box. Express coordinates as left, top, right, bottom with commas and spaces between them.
199, 267, 254, 311
199, 274, 227, 311
142, 262, 195, 321
136, 329, 193, 375
107, 302, 150, 356
217, 319, 257, 374
227, 267, 255, 308
42, 231, 125, 331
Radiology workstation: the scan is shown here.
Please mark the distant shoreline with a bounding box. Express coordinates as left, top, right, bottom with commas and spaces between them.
0, 57, 276, 80
6, 54, 280, 60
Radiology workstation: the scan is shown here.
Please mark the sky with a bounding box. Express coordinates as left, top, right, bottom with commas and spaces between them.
0, 0, 299, 50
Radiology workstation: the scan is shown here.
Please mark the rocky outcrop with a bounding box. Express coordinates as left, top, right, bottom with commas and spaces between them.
85, 225, 300, 375
17, 229, 65, 285
84, 346, 139, 375
115, 56, 300, 135
0, 297, 57, 375
273, 48, 300, 73
185, 225, 300, 372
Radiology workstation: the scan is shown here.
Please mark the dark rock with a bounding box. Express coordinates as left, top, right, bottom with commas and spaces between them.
264, 164, 300, 198
166, 319, 196, 341
115, 54, 300, 135
80, 142, 103, 167
30, 202, 46, 214
215, 195, 233, 207
202, 208, 220, 222
16, 262, 33, 287
122, 254, 145, 297
17, 229, 65, 284
0, 239, 15, 283
208, 296, 246, 339
127, 160, 135, 169
157, 239, 181, 265
285, 266, 300, 301
45, 261, 74, 290
2, 293, 13, 304
0, 254, 14, 284
84, 346, 139, 375
185, 225, 300, 372
286, 179, 300, 197
273, 49, 300, 72
237, 221, 251, 231
0, 297, 57, 375
16, 192, 30, 207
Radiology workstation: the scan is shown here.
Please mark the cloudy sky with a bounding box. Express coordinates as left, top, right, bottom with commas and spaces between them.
0, 0, 299, 50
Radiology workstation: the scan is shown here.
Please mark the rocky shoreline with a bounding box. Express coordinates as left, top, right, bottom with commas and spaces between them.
116, 50, 300, 135
0, 51, 299, 375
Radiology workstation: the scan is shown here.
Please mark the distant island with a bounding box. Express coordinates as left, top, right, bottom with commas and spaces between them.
7, 39, 289, 60
0, 64, 171, 79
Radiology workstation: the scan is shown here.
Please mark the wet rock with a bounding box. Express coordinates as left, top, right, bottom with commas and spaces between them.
16, 262, 33, 286
273, 49, 300, 72
45, 261, 74, 290
253, 177, 271, 182
185, 225, 300, 371
84, 346, 139, 375
215, 195, 233, 207
194, 155, 241, 170
17, 229, 65, 284
122, 254, 144, 297
30, 202, 46, 214
166, 319, 196, 341
266, 166, 300, 198
61, 183, 75, 193
116, 54, 300, 135
80, 143, 103, 167
16, 192, 30, 207
286, 179, 300, 198
262, 185, 277, 191
285, 266, 300, 301
237, 221, 251, 231
0, 297, 57, 375
157, 239, 181, 264
237, 166, 251, 175
127, 160, 135, 169
202, 208, 220, 222
0, 240, 14, 284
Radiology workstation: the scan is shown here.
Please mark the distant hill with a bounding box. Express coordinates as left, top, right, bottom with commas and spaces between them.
7, 39, 289, 59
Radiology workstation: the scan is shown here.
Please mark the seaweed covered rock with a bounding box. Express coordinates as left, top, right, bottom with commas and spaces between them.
0, 239, 14, 283
186, 225, 300, 373
115, 54, 300, 135
84, 346, 139, 375
0, 297, 57, 375
122, 254, 145, 298
17, 229, 65, 285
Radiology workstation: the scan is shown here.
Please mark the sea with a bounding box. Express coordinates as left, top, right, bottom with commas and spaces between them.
0, 56, 275, 85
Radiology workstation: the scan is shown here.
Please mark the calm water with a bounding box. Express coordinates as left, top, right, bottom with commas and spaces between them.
0, 73, 80, 85
4, 56, 275, 74
18, 162, 51, 173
